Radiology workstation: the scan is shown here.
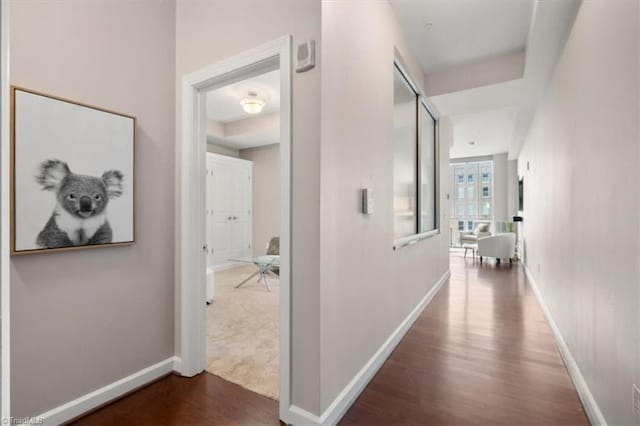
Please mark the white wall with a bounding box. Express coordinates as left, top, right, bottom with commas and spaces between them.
175, 0, 322, 414
240, 144, 280, 256
206, 143, 239, 158
0, 0, 9, 417
507, 159, 519, 218
10, 0, 176, 417
320, 0, 450, 412
518, 1, 639, 424
492, 153, 508, 223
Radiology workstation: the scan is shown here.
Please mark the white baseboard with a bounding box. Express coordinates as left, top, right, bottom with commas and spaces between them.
286, 404, 322, 426
288, 269, 450, 426
31, 356, 178, 426
173, 356, 183, 374
523, 264, 607, 426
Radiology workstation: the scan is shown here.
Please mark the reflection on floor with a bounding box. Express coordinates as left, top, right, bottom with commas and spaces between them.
207, 265, 279, 400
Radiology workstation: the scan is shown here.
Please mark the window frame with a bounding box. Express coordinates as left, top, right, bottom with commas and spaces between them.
393, 59, 440, 251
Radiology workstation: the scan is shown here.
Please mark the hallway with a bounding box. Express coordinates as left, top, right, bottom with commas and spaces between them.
72, 251, 588, 425
340, 251, 588, 425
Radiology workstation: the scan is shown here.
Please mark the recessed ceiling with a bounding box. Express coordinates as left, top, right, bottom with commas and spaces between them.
389, 0, 534, 74
207, 69, 280, 123
206, 69, 280, 150
449, 108, 517, 159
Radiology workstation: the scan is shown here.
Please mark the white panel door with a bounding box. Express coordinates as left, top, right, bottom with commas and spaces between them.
230, 165, 252, 258
206, 154, 252, 267
210, 160, 234, 266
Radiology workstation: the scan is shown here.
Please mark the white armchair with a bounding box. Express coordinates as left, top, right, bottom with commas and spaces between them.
459, 221, 492, 245
478, 233, 516, 264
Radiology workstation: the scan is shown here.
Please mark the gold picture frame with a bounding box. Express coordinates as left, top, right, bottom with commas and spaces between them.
10, 85, 137, 256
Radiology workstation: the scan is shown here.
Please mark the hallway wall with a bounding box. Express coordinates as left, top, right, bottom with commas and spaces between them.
9, 0, 176, 417
320, 0, 450, 412
518, 1, 639, 424
239, 144, 280, 257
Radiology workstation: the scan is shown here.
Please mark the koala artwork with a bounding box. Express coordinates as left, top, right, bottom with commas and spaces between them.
35, 159, 124, 248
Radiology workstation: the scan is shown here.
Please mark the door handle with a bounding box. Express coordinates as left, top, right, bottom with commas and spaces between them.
233, 216, 237, 220
228, 216, 232, 220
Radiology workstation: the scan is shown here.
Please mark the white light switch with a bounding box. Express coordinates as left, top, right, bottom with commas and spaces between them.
361, 188, 374, 215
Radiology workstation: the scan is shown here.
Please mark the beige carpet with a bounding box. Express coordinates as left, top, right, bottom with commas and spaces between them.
206, 265, 279, 400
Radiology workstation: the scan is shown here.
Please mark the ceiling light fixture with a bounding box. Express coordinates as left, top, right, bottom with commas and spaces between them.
468, 141, 476, 145
240, 91, 265, 114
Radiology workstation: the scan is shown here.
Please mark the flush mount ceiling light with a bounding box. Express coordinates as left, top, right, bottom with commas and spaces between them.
240, 91, 265, 114
468, 140, 476, 145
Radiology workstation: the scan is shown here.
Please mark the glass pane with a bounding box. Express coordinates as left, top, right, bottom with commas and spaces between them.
393, 66, 417, 238
420, 104, 436, 233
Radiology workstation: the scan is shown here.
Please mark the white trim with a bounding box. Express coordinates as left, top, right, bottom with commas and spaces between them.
206, 152, 253, 166
172, 357, 182, 374
29, 357, 177, 426
1, 0, 10, 419
177, 36, 292, 422
290, 270, 450, 426
288, 405, 322, 425
523, 264, 607, 426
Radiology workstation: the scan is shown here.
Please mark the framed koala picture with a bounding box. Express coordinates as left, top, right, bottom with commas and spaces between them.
11, 87, 135, 255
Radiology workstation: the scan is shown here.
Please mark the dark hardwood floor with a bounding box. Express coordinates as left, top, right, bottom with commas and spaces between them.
72, 250, 588, 425
340, 251, 588, 425
70, 373, 279, 425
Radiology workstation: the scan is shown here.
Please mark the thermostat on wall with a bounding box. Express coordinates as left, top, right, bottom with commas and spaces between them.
361, 188, 374, 215
296, 40, 315, 73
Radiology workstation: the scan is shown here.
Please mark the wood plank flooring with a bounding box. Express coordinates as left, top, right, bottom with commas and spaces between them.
69, 373, 279, 425
72, 251, 587, 425
340, 251, 588, 425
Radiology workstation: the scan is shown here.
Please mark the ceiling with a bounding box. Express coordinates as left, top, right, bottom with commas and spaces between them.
206, 69, 280, 150
449, 108, 517, 158
207, 69, 280, 123
390, 0, 534, 74
390, 0, 581, 160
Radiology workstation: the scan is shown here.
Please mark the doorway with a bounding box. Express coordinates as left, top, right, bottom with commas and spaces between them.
177, 36, 291, 420
204, 66, 282, 399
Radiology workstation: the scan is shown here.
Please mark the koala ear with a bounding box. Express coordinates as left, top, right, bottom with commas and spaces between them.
102, 170, 124, 198
36, 160, 70, 191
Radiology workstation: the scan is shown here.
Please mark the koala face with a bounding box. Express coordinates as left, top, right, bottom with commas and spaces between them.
36, 160, 124, 219
57, 174, 109, 218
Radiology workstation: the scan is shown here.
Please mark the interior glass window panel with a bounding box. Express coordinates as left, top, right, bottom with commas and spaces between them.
393, 65, 418, 238
419, 103, 436, 233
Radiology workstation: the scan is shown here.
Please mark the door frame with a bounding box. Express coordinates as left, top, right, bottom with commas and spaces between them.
1, 0, 10, 418
177, 36, 292, 421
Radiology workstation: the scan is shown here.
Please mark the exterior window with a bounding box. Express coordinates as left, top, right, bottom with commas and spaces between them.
449, 159, 494, 246
481, 202, 490, 217
458, 221, 464, 231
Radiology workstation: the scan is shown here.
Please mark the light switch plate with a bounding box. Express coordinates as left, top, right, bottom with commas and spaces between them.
361, 188, 374, 215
